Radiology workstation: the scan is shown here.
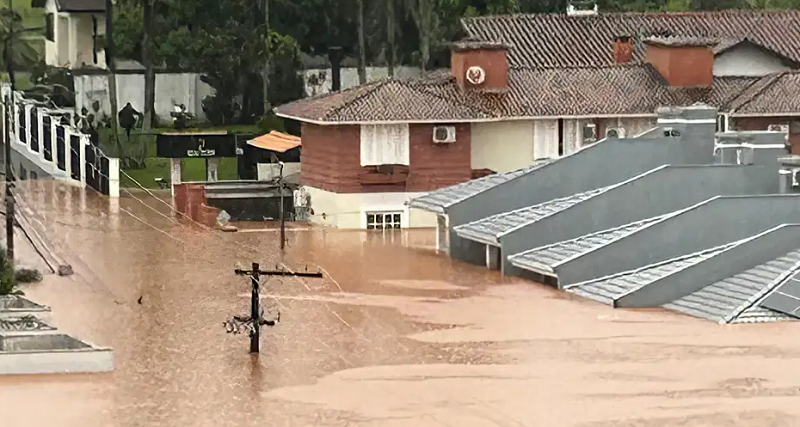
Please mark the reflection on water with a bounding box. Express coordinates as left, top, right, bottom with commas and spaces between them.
1, 180, 800, 427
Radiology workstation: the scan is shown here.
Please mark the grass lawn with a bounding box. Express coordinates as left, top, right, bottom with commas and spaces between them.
101, 125, 260, 189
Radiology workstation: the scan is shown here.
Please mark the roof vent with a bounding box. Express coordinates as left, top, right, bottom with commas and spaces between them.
567, 0, 598, 16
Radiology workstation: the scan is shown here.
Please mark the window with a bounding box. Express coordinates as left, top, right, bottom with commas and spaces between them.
366, 211, 402, 230
360, 124, 410, 166
45, 13, 55, 42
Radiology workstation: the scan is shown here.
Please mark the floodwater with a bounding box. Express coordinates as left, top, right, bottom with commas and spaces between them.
2, 181, 800, 427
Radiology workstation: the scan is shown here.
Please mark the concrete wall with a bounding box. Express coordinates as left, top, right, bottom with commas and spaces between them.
74, 73, 215, 122
448, 114, 717, 265
615, 225, 800, 307
257, 163, 301, 181
560, 195, 800, 287
500, 164, 780, 277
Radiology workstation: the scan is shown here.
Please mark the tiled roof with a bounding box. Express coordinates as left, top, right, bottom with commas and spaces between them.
567, 243, 737, 305
453, 185, 612, 245
664, 250, 799, 323
461, 10, 800, 68
276, 66, 758, 123
759, 268, 800, 318
643, 35, 720, 47
728, 71, 800, 116
508, 214, 667, 274
407, 159, 552, 214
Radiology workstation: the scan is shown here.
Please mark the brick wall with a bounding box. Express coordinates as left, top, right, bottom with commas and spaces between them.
300, 123, 472, 193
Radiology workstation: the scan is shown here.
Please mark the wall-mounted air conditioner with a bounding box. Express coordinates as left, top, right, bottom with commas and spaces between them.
605, 127, 625, 138
432, 126, 456, 144
768, 124, 789, 132
582, 123, 597, 142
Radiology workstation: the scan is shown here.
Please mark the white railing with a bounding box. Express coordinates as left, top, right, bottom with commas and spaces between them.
1, 84, 119, 197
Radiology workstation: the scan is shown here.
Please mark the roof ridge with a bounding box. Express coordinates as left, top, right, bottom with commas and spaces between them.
723, 249, 800, 324
565, 240, 740, 290
728, 72, 785, 114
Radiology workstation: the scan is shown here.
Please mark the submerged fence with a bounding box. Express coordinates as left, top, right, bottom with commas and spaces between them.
0, 84, 119, 197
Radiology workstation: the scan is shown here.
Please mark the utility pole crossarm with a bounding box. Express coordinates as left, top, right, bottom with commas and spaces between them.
234, 267, 322, 278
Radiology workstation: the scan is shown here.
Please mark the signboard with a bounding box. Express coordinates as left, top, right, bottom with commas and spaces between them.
156, 133, 239, 158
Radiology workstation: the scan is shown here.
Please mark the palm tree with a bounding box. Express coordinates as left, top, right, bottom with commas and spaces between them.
0, 8, 42, 77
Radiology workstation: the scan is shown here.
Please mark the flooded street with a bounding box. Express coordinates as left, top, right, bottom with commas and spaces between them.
2, 181, 800, 427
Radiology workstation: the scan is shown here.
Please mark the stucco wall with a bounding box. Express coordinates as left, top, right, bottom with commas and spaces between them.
303, 186, 436, 229
714, 43, 791, 77
470, 121, 535, 172
74, 73, 214, 122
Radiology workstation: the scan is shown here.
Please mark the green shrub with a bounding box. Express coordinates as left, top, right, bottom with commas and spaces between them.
15, 268, 42, 283
0, 248, 15, 295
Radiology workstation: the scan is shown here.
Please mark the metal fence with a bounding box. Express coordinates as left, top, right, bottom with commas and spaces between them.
1, 85, 119, 197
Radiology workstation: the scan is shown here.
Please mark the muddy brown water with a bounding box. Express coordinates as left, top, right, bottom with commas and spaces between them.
1, 180, 800, 427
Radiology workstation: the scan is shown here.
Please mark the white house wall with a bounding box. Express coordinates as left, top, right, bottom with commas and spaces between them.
72, 14, 105, 68
713, 43, 791, 77
532, 119, 560, 159
302, 186, 437, 229
471, 121, 536, 172
74, 73, 214, 121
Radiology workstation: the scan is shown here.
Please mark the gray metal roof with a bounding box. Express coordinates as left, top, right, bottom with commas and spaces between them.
567, 243, 738, 305
508, 215, 668, 275
407, 159, 553, 214
760, 270, 800, 318
453, 185, 612, 245
664, 250, 800, 323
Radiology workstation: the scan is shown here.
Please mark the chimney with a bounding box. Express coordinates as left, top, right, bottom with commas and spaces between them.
613, 35, 634, 64
450, 39, 509, 92
328, 46, 343, 92
644, 36, 718, 87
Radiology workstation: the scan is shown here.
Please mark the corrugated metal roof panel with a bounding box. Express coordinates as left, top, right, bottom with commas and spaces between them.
454, 185, 611, 244
568, 243, 737, 305
759, 271, 800, 318
665, 251, 800, 323
407, 159, 552, 214
508, 215, 667, 273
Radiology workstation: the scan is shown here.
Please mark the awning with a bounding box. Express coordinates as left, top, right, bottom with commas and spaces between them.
247, 131, 301, 153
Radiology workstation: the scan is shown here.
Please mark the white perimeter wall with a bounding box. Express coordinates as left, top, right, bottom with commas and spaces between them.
74, 73, 215, 122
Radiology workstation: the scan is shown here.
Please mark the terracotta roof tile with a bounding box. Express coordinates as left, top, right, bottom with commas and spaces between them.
275, 66, 759, 123
728, 71, 800, 116
462, 10, 800, 68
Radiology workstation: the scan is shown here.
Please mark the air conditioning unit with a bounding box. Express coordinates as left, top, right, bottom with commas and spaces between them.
432, 126, 456, 144
768, 124, 789, 132
605, 127, 625, 138
582, 123, 597, 142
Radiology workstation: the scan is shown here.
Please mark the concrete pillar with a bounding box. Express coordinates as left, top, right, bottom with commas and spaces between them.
108, 157, 120, 197
206, 158, 219, 181
486, 245, 501, 271
435, 214, 449, 253
78, 133, 87, 185
170, 158, 182, 212
37, 109, 45, 163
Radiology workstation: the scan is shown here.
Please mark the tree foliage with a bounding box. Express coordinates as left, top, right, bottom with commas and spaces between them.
111, 0, 800, 125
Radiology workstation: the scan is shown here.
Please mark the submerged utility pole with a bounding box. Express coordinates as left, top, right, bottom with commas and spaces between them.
4, 0, 16, 265
278, 161, 285, 250
229, 263, 322, 353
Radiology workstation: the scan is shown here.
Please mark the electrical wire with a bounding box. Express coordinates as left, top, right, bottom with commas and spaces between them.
9, 123, 529, 426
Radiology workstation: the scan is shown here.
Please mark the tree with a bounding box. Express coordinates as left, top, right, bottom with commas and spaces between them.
356, 0, 367, 84
141, 0, 155, 130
